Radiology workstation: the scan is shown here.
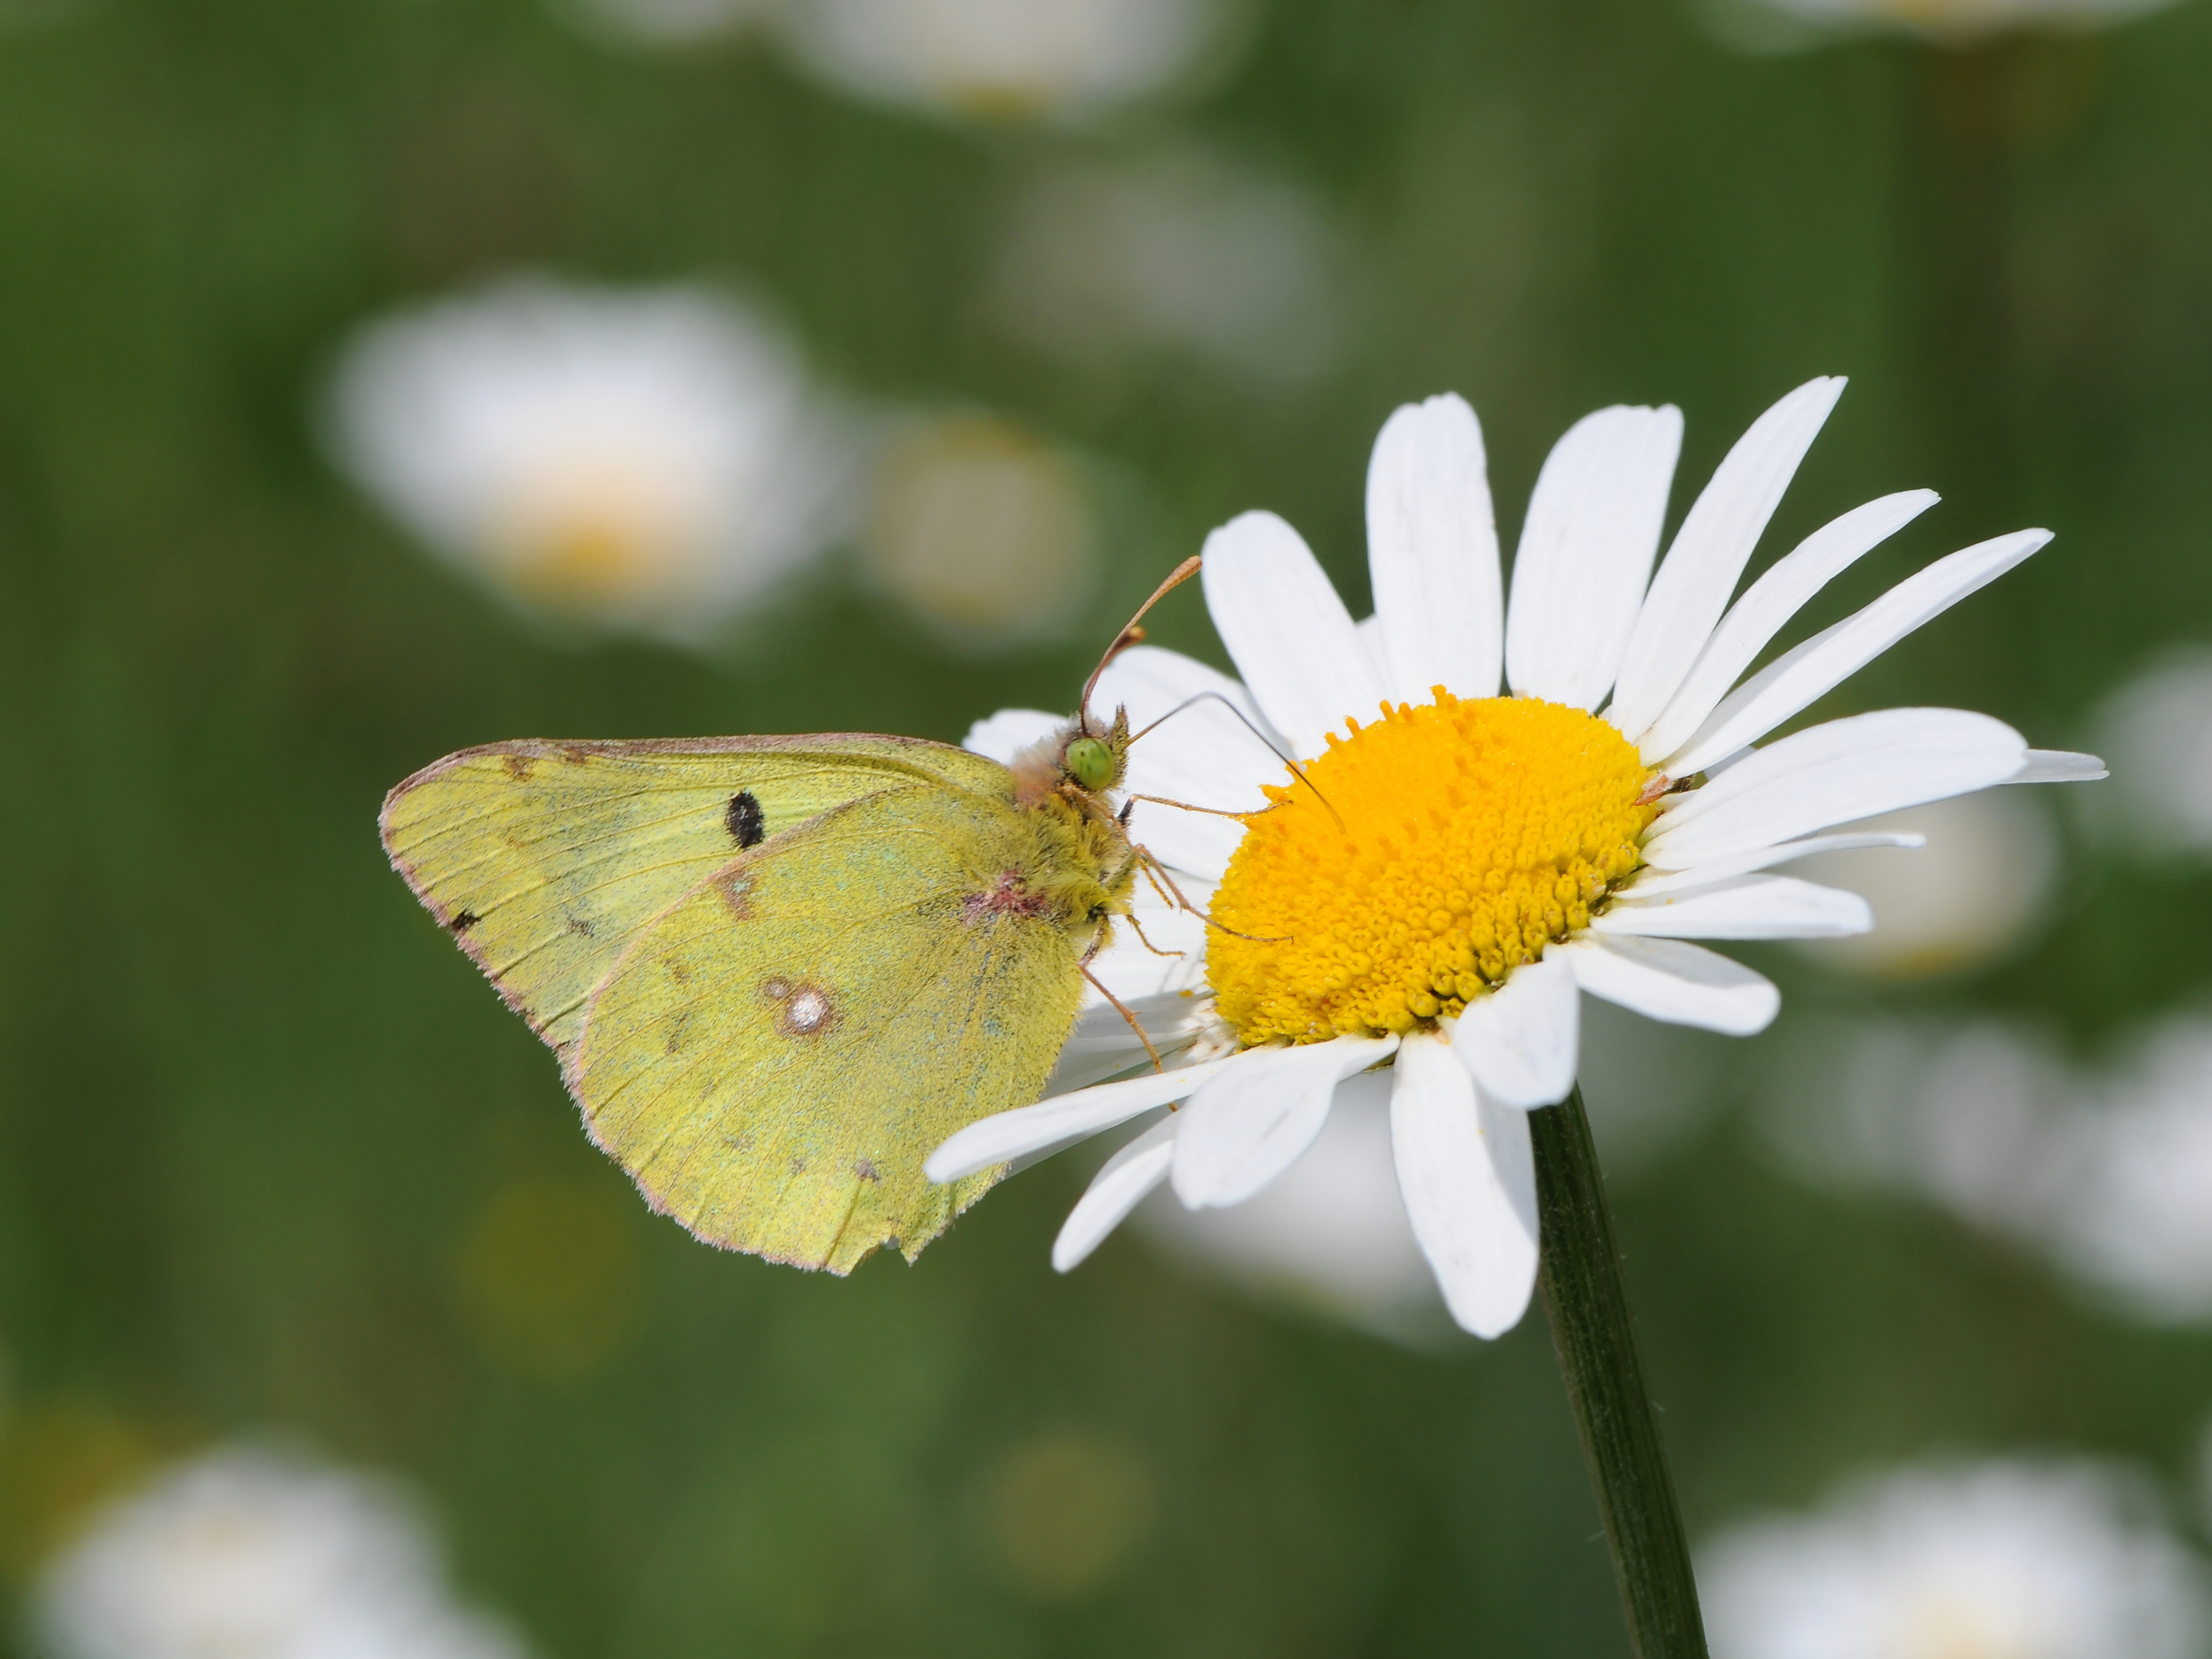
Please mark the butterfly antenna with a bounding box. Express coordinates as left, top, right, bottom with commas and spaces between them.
1078, 554, 1203, 732
1130, 690, 1343, 828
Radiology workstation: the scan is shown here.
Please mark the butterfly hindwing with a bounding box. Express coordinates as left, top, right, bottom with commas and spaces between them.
379, 734, 1013, 1048
566, 784, 1088, 1273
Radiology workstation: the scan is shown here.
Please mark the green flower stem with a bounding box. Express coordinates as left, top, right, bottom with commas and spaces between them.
1530, 1084, 1708, 1659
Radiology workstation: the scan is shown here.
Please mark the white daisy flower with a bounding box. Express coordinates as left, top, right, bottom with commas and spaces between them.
769, 0, 1241, 122
933, 377, 2104, 1338
1700, 1458, 2210, 1659
34, 1443, 529, 1659
325, 277, 858, 649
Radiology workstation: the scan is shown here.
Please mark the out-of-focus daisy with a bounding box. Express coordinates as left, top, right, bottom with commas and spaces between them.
770, 0, 1242, 122
552, 0, 766, 45
2088, 651, 2212, 859
1754, 1013, 2077, 1236
34, 1443, 528, 1659
859, 413, 1099, 652
326, 277, 858, 648
1760, 1006, 2212, 1324
2050, 1013, 2212, 1323
1788, 790, 2058, 980
1712, 0, 2182, 48
935, 377, 2102, 1338
986, 148, 1342, 386
1701, 1458, 2209, 1659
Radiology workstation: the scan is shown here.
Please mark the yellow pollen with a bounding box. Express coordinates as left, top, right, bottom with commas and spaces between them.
1207, 693, 1658, 1045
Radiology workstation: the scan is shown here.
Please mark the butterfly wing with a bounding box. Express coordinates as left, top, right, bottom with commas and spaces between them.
566, 783, 1087, 1273
380, 734, 1014, 1049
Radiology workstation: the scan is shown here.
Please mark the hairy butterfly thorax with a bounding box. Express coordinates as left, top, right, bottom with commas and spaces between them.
1000, 707, 1141, 954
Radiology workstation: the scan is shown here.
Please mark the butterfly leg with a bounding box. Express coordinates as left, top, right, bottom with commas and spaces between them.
1079, 962, 1164, 1073
1130, 843, 1286, 946
1120, 909, 1183, 960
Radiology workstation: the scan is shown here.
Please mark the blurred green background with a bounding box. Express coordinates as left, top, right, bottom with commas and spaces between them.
3, 0, 2212, 1651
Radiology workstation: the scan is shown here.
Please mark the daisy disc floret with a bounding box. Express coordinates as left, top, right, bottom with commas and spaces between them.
1212, 695, 1653, 1043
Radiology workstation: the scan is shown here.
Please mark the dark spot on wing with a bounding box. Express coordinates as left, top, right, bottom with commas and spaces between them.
450, 909, 480, 933
788, 1154, 808, 1175
560, 744, 595, 765
725, 790, 767, 848
503, 754, 535, 781
854, 1158, 881, 1182
567, 917, 595, 937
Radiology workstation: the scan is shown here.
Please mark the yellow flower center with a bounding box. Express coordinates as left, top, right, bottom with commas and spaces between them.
1207, 694, 1658, 1045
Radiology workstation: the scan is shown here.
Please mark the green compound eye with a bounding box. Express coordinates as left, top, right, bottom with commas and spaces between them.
1064, 736, 1116, 792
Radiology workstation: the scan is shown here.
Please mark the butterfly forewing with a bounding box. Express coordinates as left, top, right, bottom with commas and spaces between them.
379, 735, 1013, 1048
566, 786, 1087, 1273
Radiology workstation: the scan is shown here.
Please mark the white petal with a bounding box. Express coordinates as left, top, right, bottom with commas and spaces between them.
1171, 1036, 1397, 1209
1595, 874, 1872, 939
1200, 510, 1384, 761
926, 1059, 1234, 1182
2007, 748, 2108, 785
1052, 1115, 1179, 1273
1632, 489, 1939, 762
963, 708, 1063, 765
1365, 394, 1504, 703
1623, 831, 1924, 898
1445, 952, 1580, 1109
1505, 405, 1683, 711
1642, 708, 2027, 871
1093, 643, 1281, 880
1391, 1031, 1539, 1338
1557, 935, 1779, 1035
1607, 378, 1847, 739
1664, 529, 2050, 778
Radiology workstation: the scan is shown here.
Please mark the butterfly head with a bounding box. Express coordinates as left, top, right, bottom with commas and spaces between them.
1061, 713, 1129, 795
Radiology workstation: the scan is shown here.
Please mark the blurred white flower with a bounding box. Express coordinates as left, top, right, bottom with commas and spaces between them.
1129, 1071, 1452, 1344
1789, 790, 2058, 981
859, 412, 1099, 652
1758, 1003, 2212, 1324
2088, 651, 2212, 860
1702, 1458, 2210, 1659
770, 0, 1242, 121
35, 1444, 529, 1659
986, 148, 1342, 385
1711, 0, 2181, 48
2049, 1014, 2212, 1322
554, 0, 768, 45
326, 277, 859, 648
1754, 1013, 2078, 1234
